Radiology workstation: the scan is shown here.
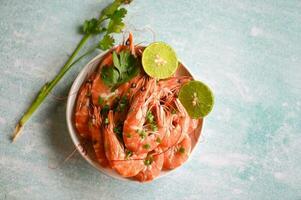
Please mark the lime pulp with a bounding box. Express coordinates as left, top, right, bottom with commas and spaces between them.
142, 42, 178, 79
178, 80, 214, 118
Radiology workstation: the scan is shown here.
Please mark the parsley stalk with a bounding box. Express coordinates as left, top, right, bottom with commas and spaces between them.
12, 0, 132, 142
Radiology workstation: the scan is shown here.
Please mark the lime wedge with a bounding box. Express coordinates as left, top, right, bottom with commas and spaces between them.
142, 42, 178, 79
179, 80, 214, 118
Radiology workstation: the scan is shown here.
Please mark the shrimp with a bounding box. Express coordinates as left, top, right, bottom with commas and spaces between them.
160, 113, 182, 148
126, 32, 135, 56
116, 74, 145, 101
187, 118, 199, 135
159, 76, 200, 141
163, 134, 191, 169
160, 99, 190, 148
90, 106, 109, 167
100, 52, 113, 68
157, 76, 192, 115
158, 76, 191, 97
91, 32, 139, 107
123, 79, 165, 154
109, 75, 146, 124
74, 75, 94, 138
103, 111, 146, 177
134, 148, 164, 182
91, 70, 114, 106
127, 75, 147, 102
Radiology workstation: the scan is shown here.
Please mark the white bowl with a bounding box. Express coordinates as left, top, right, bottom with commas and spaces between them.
66, 48, 203, 182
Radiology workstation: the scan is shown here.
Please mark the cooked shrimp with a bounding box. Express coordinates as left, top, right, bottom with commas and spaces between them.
127, 32, 135, 56
100, 52, 113, 68
91, 71, 114, 106
127, 75, 146, 102
90, 106, 109, 167
174, 98, 191, 138
158, 76, 191, 96
134, 148, 164, 182
160, 99, 190, 148
157, 76, 192, 113
110, 75, 146, 124
187, 118, 199, 135
163, 134, 191, 169
160, 113, 182, 148
74, 76, 94, 138
104, 111, 146, 177
116, 74, 145, 101
123, 79, 164, 154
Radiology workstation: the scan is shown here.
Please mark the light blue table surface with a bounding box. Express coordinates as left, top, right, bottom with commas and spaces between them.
1, 0, 301, 199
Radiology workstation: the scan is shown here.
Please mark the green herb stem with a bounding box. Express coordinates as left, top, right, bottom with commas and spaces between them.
12, 0, 132, 142
68, 45, 99, 68
12, 34, 90, 142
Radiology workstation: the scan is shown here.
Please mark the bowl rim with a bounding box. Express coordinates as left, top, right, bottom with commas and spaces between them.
66, 47, 204, 182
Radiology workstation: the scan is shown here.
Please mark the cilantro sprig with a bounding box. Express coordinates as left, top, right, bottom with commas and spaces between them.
101, 49, 139, 88
82, 6, 128, 51
12, 0, 133, 141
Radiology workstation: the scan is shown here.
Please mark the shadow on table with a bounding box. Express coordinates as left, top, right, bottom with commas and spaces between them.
42, 81, 107, 183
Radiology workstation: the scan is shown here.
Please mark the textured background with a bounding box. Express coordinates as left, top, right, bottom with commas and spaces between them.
1, 0, 301, 199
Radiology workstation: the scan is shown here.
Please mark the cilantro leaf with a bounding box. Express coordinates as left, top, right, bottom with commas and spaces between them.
112, 51, 121, 69
83, 4, 128, 35
112, 50, 139, 83
111, 8, 127, 22
119, 50, 130, 72
107, 8, 127, 34
118, 51, 139, 83
98, 96, 104, 105
107, 20, 125, 34
121, 62, 139, 84
101, 49, 139, 88
98, 34, 115, 50
82, 18, 103, 34
101, 66, 119, 86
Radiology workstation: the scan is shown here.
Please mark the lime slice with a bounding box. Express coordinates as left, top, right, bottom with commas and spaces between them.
142, 42, 178, 79
179, 80, 214, 118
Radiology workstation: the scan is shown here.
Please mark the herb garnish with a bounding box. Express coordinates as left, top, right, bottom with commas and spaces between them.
104, 117, 109, 125
143, 144, 150, 149
146, 110, 154, 123
144, 156, 154, 166
125, 149, 133, 159
138, 129, 146, 139
113, 122, 124, 142
101, 50, 139, 88
113, 96, 128, 112
101, 105, 110, 117
179, 147, 185, 154
146, 110, 158, 131
98, 96, 104, 105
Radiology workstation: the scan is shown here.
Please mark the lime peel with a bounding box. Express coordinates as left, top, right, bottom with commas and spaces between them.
142, 42, 178, 79
179, 80, 214, 118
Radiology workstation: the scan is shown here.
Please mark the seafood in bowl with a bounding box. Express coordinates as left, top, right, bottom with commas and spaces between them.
68, 33, 213, 182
